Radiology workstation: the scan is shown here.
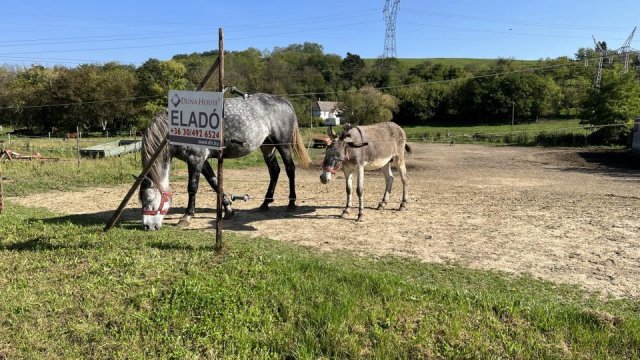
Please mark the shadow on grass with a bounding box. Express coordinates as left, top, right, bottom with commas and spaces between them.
35, 204, 328, 232
1, 237, 96, 252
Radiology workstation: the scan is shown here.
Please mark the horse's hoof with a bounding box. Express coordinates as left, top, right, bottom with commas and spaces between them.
340, 210, 350, 219
356, 214, 365, 222
176, 218, 191, 228
377, 203, 385, 210
287, 203, 298, 212
399, 203, 408, 211
259, 203, 270, 212
223, 211, 235, 220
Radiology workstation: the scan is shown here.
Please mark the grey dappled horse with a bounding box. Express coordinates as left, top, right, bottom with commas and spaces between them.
320, 122, 410, 222
139, 93, 311, 231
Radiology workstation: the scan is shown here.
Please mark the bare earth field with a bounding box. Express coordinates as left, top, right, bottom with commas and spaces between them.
10, 144, 640, 298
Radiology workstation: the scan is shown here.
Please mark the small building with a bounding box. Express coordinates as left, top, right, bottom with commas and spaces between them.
312, 101, 342, 126
633, 117, 640, 155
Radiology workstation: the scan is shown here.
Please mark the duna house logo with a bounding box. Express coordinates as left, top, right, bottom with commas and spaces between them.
171, 93, 181, 107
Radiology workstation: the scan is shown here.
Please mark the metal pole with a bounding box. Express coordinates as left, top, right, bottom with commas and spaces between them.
215, 27, 225, 252
104, 137, 168, 231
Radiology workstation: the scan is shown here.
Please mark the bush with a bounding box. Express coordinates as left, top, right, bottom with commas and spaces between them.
587, 125, 631, 147
535, 131, 588, 147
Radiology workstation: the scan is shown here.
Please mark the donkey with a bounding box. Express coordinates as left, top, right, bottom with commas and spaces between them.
320, 122, 411, 222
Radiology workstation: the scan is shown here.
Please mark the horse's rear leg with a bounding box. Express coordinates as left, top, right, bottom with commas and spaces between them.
201, 160, 234, 219
259, 146, 280, 211
277, 146, 298, 211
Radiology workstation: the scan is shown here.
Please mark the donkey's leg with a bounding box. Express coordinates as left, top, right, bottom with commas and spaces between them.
342, 171, 354, 219
397, 153, 409, 211
377, 162, 394, 210
276, 146, 298, 211
177, 161, 202, 227
356, 166, 365, 222
201, 160, 234, 219
259, 145, 280, 211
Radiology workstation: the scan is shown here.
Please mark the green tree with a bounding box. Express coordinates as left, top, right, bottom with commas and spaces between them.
340, 86, 399, 125
135, 59, 188, 126
340, 52, 366, 88
581, 64, 640, 125
5, 66, 57, 131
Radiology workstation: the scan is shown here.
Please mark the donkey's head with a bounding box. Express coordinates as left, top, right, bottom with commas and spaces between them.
139, 176, 172, 231
320, 124, 368, 184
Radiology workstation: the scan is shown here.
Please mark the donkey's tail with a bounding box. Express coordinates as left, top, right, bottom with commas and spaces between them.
292, 125, 311, 168
405, 143, 412, 154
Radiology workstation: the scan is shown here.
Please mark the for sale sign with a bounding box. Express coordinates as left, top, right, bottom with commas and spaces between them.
167, 90, 223, 149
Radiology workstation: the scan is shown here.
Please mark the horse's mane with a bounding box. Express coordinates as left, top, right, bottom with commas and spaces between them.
141, 112, 171, 191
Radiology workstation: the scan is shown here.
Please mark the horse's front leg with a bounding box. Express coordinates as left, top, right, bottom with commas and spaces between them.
356, 166, 365, 222
341, 171, 353, 219
177, 162, 201, 228
201, 160, 234, 219
259, 146, 280, 211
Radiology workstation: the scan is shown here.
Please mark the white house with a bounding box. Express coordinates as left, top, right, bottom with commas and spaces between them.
312, 101, 342, 125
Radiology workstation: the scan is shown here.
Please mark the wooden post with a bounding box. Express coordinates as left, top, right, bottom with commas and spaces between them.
76, 126, 80, 167
215, 27, 225, 252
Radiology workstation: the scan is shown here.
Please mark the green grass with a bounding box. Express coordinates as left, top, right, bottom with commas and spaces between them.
0, 142, 295, 197
1, 204, 639, 358
403, 119, 594, 145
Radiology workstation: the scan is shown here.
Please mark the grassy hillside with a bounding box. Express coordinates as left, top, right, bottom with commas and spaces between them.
365, 57, 540, 69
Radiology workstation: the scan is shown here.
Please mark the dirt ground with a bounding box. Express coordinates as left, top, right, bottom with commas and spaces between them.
9, 143, 640, 299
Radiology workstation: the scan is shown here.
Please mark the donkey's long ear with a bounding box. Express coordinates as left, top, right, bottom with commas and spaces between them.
346, 141, 369, 148
327, 125, 338, 140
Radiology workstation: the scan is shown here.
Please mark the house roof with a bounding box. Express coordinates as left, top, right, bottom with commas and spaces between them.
313, 101, 341, 112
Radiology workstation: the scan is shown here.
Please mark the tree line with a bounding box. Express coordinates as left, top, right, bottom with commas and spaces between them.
1, 42, 639, 136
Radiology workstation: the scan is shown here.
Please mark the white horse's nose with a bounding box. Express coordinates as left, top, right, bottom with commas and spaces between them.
320, 172, 332, 184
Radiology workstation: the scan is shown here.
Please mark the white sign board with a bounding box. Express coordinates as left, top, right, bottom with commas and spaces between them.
167, 90, 223, 149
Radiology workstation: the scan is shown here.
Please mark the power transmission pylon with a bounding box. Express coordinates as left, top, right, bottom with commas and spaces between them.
619, 26, 636, 72
591, 27, 637, 91
592, 35, 606, 92
383, 0, 400, 58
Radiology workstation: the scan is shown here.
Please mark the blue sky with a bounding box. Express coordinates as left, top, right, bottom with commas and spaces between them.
1, 0, 638, 67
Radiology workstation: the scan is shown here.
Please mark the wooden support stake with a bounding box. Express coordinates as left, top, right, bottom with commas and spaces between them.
215, 27, 225, 252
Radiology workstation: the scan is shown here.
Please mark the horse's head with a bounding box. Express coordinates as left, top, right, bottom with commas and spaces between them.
139, 176, 172, 231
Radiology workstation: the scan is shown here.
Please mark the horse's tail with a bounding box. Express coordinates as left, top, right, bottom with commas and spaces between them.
292, 124, 311, 168
405, 143, 412, 154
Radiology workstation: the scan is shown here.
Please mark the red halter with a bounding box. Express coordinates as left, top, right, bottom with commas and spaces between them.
142, 191, 172, 216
